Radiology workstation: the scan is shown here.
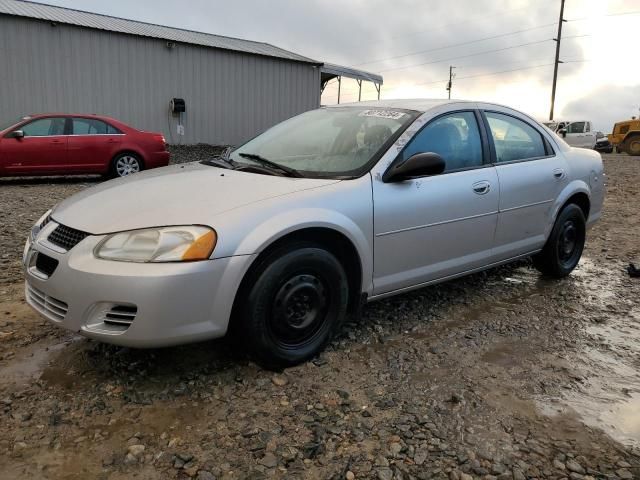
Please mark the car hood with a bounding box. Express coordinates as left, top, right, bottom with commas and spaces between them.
52, 163, 340, 234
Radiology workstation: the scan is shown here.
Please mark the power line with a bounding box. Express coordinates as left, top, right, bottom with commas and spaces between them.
353, 23, 557, 67
415, 63, 555, 87
322, 53, 590, 100
323, 60, 590, 100
379, 38, 553, 73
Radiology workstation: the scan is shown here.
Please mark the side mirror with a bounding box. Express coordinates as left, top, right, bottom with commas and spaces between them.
383, 152, 446, 183
7, 130, 24, 139
558, 129, 567, 138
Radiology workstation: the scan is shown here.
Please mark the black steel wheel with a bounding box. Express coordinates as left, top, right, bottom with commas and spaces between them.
235, 242, 349, 369
533, 204, 586, 277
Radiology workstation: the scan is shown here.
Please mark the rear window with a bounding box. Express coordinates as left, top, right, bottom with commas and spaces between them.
72, 118, 122, 135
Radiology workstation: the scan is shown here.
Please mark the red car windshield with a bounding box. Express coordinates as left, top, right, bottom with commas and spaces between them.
1, 118, 24, 133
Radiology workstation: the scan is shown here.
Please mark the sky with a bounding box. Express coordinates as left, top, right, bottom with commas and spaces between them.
30, 0, 640, 133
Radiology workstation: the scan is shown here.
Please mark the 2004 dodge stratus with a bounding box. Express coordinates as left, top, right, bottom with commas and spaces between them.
24, 99, 604, 368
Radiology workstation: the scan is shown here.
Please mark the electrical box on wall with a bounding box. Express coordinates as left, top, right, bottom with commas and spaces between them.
170, 98, 186, 113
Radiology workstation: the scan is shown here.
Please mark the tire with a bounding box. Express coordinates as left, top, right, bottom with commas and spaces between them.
235, 243, 349, 369
623, 135, 640, 156
111, 153, 143, 178
533, 204, 586, 278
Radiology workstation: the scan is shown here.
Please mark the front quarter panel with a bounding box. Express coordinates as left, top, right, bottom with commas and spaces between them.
211, 175, 375, 294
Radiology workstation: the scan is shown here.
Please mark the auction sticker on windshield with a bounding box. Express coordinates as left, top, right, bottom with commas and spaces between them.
358, 110, 406, 120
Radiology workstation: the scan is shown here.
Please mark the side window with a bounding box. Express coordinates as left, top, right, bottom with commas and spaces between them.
485, 112, 547, 163
620, 125, 630, 135
585, 122, 591, 133
72, 118, 109, 135
22, 118, 66, 136
567, 122, 585, 134
106, 123, 122, 134
399, 111, 483, 172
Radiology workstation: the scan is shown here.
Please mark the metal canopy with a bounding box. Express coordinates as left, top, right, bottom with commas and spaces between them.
320, 63, 384, 103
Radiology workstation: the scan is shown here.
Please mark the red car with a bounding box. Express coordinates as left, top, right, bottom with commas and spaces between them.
0, 114, 170, 178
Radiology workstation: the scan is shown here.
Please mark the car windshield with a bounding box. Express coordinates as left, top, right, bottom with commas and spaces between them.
228, 107, 417, 178
0, 117, 23, 132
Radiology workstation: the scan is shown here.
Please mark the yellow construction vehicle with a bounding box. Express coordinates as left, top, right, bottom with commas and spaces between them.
608, 118, 640, 156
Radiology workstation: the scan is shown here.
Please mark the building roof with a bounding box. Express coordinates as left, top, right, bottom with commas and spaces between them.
0, 0, 321, 64
321, 63, 383, 86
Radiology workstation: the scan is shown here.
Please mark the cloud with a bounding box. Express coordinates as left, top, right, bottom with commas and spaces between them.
28, 0, 640, 124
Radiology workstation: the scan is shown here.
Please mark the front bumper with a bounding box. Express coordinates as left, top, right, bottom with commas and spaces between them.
594, 141, 613, 153
23, 221, 254, 348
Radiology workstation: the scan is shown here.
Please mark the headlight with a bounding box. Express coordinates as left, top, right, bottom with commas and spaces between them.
30, 208, 53, 241
95, 226, 217, 262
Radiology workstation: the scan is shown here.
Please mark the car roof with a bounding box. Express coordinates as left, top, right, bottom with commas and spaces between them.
25, 113, 115, 119
325, 98, 475, 113
18, 113, 129, 127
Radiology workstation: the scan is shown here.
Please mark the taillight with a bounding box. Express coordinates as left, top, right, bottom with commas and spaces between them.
152, 134, 167, 148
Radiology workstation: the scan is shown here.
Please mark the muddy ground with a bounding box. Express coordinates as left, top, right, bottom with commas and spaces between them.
0, 153, 639, 480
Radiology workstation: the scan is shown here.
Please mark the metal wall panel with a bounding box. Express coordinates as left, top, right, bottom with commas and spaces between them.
0, 16, 321, 145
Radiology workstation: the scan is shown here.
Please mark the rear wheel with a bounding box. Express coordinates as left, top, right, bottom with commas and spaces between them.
533, 204, 586, 278
234, 243, 349, 369
111, 153, 142, 177
623, 134, 640, 156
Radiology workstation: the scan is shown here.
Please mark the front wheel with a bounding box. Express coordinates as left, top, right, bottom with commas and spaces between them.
235, 243, 349, 369
533, 204, 586, 278
112, 153, 142, 177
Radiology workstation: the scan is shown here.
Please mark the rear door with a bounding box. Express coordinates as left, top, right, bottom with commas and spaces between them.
1, 117, 68, 174
482, 110, 569, 259
583, 121, 596, 148
67, 117, 122, 173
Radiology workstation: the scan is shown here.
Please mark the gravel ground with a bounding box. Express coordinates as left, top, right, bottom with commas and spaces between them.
0, 152, 639, 480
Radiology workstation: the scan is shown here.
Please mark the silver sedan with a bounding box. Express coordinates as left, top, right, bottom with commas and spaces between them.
23, 99, 605, 368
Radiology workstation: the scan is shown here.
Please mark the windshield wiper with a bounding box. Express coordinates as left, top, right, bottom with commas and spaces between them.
200, 155, 236, 169
238, 153, 303, 178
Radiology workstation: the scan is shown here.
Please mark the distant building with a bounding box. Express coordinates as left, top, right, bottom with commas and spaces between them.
0, 0, 382, 145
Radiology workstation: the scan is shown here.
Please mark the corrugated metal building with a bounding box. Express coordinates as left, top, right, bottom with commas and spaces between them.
0, 0, 381, 145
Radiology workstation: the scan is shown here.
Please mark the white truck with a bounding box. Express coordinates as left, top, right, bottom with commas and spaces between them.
546, 121, 597, 149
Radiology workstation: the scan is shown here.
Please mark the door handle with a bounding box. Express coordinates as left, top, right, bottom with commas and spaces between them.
50, 139, 63, 144
553, 168, 565, 179
472, 181, 491, 195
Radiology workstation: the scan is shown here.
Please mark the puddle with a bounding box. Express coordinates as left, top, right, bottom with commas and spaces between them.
0, 337, 84, 388
533, 258, 640, 447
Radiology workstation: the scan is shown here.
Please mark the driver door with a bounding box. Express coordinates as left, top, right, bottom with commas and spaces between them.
371, 110, 498, 295
1, 117, 69, 174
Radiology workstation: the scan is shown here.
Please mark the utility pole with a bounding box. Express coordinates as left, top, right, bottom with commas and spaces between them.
446, 65, 456, 99
549, 0, 566, 121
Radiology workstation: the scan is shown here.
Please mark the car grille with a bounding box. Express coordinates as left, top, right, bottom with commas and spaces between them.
103, 305, 138, 328
48, 224, 89, 251
26, 283, 68, 321
35, 253, 59, 277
